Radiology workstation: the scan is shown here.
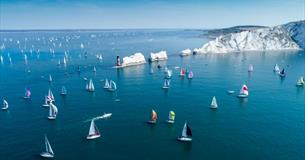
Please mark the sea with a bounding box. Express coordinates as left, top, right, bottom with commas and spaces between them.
0, 29, 304, 160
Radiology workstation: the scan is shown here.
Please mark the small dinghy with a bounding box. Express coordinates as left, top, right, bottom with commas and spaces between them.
248, 64, 254, 72
177, 121, 192, 142
2, 99, 8, 110
227, 90, 235, 94
86, 79, 95, 92
237, 84, 249, 98
188, 70, 194, 79
179, 68, 185, 76
61, 86, 67, 96
87, 119, 101, 140
40, 135, 54, 158
23, 87, 31, 99
147, 109, 157, 124
108, 80, 117, 92
278, 68, 286, 77
48, 103, 58, 120
273, 64, 280, 72
166, 111, 175, 124
48, 74, 52, 82
103, 79, 110, 89
296, 76, 305, 87
47, 89, 55, 102
162, 79, 170, 89
210, 96, 218, 109
42, 96, 50, 107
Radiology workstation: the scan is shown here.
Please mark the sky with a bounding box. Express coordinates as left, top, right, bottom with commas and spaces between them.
0, 0, 304, 30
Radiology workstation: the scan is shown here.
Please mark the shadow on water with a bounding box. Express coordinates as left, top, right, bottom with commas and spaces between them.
238, 97, 248, 106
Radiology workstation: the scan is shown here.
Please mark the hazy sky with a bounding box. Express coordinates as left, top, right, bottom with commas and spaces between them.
0, 0, 304, 29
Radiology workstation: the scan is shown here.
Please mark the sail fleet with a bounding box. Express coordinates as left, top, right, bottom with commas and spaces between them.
0, 45, 304, 159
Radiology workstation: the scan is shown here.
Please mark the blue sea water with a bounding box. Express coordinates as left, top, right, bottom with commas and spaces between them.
0, 29, 304, 160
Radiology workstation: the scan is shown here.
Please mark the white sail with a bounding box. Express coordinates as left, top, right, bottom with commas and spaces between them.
2, 99, 8, 109
47, 89, 55, 102
274, 64, 280, 72
239, 84, 249, 96
248, 64, 254, 72
104, 79, 110, 89
48, 103, 58, 119
93, 66, 96, 72
48, 74, 52, 82
61, 86, 67, 95
181, 122, 187, 137
87, 119, 100, 139
88, 79, 95, 91
109, 80, 117, 91
45, 136, 54, 155
210, 96, 218, 108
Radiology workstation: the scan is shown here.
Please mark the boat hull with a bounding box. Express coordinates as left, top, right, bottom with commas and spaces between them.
147, 120, 156, 124
237, 94, 248, 98
1, 107, 8, 110
86, 134, 101, 140
48, 116, 56, 120
177, 137, 192, 142
210, 105, 218, 109
166, 120, 174, 124
40, 152, 54, 158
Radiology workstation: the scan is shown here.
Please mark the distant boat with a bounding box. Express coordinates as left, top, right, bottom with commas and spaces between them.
248, 64, 254, 72
86, 79, 95, 92
63, 57, 67, 65
87, 119, 101, 140
273, 64, 280, 72
2, 99, 8, 110
40, 135, 54, 158
23, 87, 31, 99
48, 74, 52, 82
147, 109, 157, 124
99, 113, 112, 119
162, 79, 170, 89
103, 79, 110, 89
108, 80, 117, 92
57, 60, 61, 65
48, 103, 58, 120
165, 69, 172, 79
42, 96, 50, 107
177, 121, 192, 142
93, 66, 96, 72
227, 90, 235, 94
188, 70, 194, 79
166, 111, 175, 124
237, 84, 249, 98
61, 86, 67, 96
296, 76, 305, 87
0, 55, 3, 64
47, 89, 55, 102
180, 68, 185, 76
210, 96, 218, 109
278, 68, 286, 77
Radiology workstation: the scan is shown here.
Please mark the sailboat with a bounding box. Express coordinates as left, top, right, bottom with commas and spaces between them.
147, 109, 157, 124
162, 79, 170, 89
273, 64, 280, 72
166, 111, 175, 124
63, 57, 67, 65
296, 76, 305, 87
278, 68, 286, 77
165, 69, 172, 79
188, 71, 194, 79
108, 80, 117, 92
210, 96, 218, 109
23, 87, 31, 99
86, 79, 95, 92
87, 119, 101, 140
57, 60, 61, 66
40, 135, 54, 158
0, 55, 3, 64
48, 102, 58, 120
237, 84, 249, 98
42, 96, 50, 107
93, 66, 96, 72
61, 86, 67, 95
2, 99, 8, 110
103, 79, 110, 89
177, 121, 192, 142
47, 89, 55, 102
180, 68, 185, 76
248, 64, 254, 72
48, 74, 52, 82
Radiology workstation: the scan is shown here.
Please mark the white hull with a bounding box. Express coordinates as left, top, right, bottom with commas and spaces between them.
237, 94, 248, 98
147, 120, 156, 124
86, 134, 101, 140
166, 120, 174, 124
40, 152, 54, 158
296, 83, 304, 87
1, 107, 8, 110
162, 86, 169, 89
107, 89, 116, 92
48, 116, 56, 120
177, 137, 192, 142
23, 96, 30, 99
42, 104, 50, 107
227, 90, 235, 94
210, 105, 218, 109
